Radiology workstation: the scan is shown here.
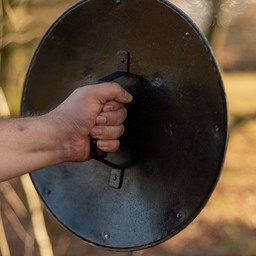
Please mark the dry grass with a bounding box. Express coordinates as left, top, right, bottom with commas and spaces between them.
224, 72, 256, 115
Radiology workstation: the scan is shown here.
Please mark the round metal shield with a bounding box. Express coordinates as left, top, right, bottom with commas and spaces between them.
21, 0, 227, 251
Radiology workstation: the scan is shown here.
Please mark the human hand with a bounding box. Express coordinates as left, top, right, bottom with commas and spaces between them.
46, 83, 133, 162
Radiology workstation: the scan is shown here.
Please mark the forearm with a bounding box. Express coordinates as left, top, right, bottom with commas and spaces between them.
0, 115, 70, 181
0, 83, 132, 182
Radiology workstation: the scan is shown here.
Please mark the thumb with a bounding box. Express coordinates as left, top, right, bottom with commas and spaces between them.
90, 82, 133, 104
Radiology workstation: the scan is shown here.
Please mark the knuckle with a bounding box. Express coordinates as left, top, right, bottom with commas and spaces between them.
122, 107, 128, 120
120, 124, 125, 136
111, 82, 121, 88
72, 87, 81, 95
110, 140, 120, 152
111, 82, 125, 94
108, 108, 127, 125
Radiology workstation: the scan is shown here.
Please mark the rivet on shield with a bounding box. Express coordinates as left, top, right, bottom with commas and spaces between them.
43, 188, 51, 195
104, 233, 111, 240
109, 168, 124, 189
177, 212, 183, 219
176, 211, 186, 222
214, 125, 220, 132
185, 32, 191, 39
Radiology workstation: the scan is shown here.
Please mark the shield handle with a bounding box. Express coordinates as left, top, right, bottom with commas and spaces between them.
90, 50, 130, 189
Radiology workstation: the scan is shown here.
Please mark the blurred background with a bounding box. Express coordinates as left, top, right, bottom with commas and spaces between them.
0, 0, 256, 255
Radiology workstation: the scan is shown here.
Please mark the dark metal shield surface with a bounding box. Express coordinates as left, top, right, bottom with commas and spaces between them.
21, 0, 228, 251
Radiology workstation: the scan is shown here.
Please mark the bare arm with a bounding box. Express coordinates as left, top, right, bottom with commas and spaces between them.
0, 83, 132, 181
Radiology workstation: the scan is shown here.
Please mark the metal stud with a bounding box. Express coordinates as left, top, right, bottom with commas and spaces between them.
177, 212, 183, 219
104, 233, 110, 240
185, 32, 191, 38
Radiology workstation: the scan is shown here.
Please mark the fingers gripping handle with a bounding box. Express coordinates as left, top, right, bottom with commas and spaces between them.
90, 139, 107, 158
90, 50, 130, 160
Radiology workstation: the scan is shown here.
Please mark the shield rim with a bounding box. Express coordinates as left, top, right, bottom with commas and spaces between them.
20, 0, 228, 251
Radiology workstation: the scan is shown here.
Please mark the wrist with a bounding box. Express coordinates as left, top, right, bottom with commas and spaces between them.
43, 112, 90, 163
41, 113, 72, 163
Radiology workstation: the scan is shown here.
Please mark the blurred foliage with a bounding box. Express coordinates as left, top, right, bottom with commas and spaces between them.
0, 2, 78, 255
0, 0, 41, 114
0, 0, 72, 114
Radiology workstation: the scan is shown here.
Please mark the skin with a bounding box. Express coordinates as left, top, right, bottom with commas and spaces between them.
0, 82, 134, 255
0, 82, 133, 181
